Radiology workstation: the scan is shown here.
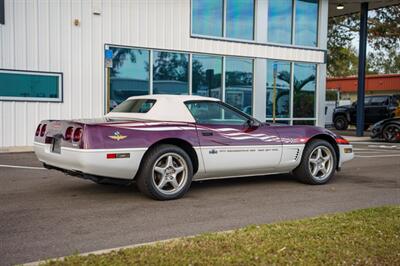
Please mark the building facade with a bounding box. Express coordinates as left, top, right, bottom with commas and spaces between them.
327, 74, 400, 102
0, 0, 328, 148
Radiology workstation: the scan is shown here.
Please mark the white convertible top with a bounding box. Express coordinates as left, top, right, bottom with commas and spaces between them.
106, 94, 220, 123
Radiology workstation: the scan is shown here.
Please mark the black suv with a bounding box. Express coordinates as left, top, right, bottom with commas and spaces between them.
333, 94, 400, 130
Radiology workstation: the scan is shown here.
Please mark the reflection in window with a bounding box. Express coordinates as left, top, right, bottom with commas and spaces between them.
226, 0, 254, 40
192, 54, 222, 99
295, 0, 318, 47
153, 51, 189, 95
0, 70, 61, 101
293, 63, 316, 118
109, 48, 149, 110
266, 60, 291, 119
192, 0, 223, 37
225, 57, 253, 115
268, 0, 292, 44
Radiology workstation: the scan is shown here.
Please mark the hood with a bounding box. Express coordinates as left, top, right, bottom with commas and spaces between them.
373, 117, 400, 127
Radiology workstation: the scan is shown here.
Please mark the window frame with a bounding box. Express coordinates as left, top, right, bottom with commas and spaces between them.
0, 68, 63, 102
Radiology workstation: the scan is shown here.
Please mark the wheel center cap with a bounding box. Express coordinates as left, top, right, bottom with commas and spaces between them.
166, 167, 175, 175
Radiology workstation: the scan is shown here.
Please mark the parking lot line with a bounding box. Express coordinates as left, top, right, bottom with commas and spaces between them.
0, 164, 45, 170
355, 154, 400, 158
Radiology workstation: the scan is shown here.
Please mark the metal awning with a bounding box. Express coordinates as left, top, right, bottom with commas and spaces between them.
329, 0, 400, 17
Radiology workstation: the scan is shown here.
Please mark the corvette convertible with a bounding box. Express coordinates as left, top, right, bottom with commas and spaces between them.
34, 95, 354, 200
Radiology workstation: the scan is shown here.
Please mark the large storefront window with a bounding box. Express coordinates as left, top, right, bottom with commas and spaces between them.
191, 0, 255, 41
266, 60, 291, 119
153, 51, 189, 95
225, 57, 253, 115
192, 0, 223, 37
109, 48, 149, 109
267, 0, 292, 44
192, 54, 223, 99
226, 0, 254, 40
295, 0, 318, 47
267, 0, 318, 47
293, 63, 316, 118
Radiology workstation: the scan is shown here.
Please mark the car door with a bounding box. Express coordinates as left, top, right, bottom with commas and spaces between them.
185, 101, 282, 178
350, 97, 371, 124
367, 96, 389, 123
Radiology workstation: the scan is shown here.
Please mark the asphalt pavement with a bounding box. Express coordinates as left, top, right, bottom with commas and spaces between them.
0, 142, 399, 265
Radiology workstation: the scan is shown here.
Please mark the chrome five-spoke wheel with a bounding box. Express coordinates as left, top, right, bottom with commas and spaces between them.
293, 139, 337, 185
308, 146, 334, 181
136, 144, 193, 200
152, 153, 188, 195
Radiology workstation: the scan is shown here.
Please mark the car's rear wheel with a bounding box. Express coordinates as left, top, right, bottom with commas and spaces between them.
333, 115, 348, 130
136, 144, 193, 200
382, 124, 400, 142
293, 139, 337, 185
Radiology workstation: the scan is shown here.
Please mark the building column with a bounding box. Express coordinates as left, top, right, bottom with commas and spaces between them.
252, 0, 268, 121
356, 2, 368, 136
316, 0, 329, 127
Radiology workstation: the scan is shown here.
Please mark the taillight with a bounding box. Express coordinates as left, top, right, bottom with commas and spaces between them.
65, 127, 74, 140
40, 124, 47, 137
35, 124, 41, 136
73, 128, 82, 142
336, 137, 350, 145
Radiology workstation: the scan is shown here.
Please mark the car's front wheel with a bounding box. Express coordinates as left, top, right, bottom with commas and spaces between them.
293, 139, 337, 185
136, 144, 193, 200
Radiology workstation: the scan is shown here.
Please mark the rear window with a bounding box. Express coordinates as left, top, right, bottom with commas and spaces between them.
111, 99, 156, 113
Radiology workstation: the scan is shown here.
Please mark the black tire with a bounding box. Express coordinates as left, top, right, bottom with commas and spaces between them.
293, 139, 337, 185
136, 144, 193, 200
333, 115, 348, 130
382, 124, 400, 143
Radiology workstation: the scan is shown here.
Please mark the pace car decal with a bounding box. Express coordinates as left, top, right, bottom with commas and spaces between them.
108, 131, 128, 141
103, 123, 306, 144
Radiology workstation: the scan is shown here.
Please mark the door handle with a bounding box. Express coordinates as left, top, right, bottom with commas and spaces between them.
202, 131, 213, 136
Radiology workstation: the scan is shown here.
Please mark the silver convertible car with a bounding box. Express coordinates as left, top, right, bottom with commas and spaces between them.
34, 95, 354, 200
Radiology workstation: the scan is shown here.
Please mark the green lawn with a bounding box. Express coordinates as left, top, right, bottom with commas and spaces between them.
43, 206, 400, 265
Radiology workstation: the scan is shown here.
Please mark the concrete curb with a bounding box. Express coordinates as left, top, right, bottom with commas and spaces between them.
23, 229, 236, 265
22, 229, 231, 266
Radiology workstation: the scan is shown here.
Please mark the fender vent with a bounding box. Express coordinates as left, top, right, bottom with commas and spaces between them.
294, 149, 300, 161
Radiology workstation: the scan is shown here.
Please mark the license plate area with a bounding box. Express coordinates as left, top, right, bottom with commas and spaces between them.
51, 138, 61, 154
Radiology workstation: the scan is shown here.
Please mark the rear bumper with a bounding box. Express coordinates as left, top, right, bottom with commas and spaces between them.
33, 142, 147, 180
338, 144, 354, 168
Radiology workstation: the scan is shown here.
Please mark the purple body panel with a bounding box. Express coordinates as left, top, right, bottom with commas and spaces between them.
35, 118, 339, 150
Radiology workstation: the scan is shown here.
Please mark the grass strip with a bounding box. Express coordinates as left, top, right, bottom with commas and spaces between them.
43, 206, 400, 265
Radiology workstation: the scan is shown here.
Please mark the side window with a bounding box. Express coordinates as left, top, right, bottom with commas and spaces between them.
185, 101, 248, 125
370, 96, 389, 106
364, 97, 372, 105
